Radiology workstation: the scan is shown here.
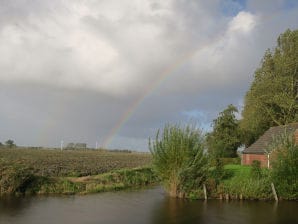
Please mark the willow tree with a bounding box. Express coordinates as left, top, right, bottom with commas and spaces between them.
149, 124, 208, 198
241, 29, 298, 146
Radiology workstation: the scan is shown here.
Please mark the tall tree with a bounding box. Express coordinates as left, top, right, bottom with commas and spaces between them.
241, 29, 298, 146
207, 104, 241, 158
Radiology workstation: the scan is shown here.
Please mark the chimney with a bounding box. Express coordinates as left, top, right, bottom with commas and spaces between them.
295, 129, 298, 145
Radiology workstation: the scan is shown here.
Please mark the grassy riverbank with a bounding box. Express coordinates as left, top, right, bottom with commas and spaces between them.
189, 164, 295, 201
36, 167, 157, 195
0, 148, 155, 196
215, 165, 272, 200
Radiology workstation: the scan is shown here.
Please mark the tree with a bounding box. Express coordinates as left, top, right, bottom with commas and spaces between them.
5, 139, 16, 148
0, 142, 3, 148
149, 123, 208, 198
207, 104, 241, 158
241, 29, 298, 146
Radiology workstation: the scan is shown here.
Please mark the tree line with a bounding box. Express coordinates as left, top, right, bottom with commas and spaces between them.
207, 29, 298, 157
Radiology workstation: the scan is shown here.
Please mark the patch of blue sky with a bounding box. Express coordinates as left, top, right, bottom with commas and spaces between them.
220, 0, 246, 16
182, 109, 205, 119
282, 0, 298, 10
181, 110, 211, 132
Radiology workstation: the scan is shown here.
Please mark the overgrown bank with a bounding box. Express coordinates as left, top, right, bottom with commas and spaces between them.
167, 163, 297, 201
0, 142, 296, 200
1, 162, 296, 200
0, 157, 296, 200
0, 166, 158, 196
205, 164, 274, 200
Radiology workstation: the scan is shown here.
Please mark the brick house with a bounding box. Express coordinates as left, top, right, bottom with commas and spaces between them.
241, 123, 298, 168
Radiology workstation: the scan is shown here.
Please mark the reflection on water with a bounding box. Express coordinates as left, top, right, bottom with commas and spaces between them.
153, 196, 297, 224
0, 187, 297, 224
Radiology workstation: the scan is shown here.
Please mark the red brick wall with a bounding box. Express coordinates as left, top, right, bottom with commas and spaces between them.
242, 154, 268, 168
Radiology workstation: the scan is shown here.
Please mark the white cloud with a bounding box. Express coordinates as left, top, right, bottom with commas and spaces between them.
0, 0, 232, 97
0, 0, 180, 96
164, 11, 258, 94
228, 11, 257, 33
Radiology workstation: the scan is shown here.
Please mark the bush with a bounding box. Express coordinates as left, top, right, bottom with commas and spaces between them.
270, 132, 298, 199
0, 165, 36, 195
149, 123, 208, 198
251, 160, 262, 179
208, 158, 225, 185
220, 176, 271, 199
220, 157, 241, 165
216, 164, 272, 199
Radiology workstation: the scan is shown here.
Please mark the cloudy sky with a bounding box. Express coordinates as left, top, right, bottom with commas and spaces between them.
0, 0, 297, 150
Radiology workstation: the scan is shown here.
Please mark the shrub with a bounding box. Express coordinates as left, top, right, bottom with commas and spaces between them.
220, 176, 271, 199
270, 132, 298, 199
251, 160, 262, 179
209, 158, 225, 185
0, 165, 35, 194
220, 157, 241, 165
149, 123, 208, 198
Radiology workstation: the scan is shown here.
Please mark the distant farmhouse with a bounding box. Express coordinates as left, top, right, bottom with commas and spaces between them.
66, 142, 87, 150
242, 123, 298, 168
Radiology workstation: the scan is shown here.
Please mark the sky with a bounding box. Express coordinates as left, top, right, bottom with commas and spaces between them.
0, 0, 297, 151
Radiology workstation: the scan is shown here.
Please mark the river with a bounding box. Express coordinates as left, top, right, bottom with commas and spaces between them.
0, 187, 297, 224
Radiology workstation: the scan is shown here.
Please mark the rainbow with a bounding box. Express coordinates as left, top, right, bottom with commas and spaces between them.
102, 35, 221, 149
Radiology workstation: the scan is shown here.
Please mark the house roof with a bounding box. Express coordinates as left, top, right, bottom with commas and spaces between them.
242, 122, 298, 154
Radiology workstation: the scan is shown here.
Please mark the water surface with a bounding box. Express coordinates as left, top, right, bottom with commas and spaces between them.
0, 187, 297, 224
